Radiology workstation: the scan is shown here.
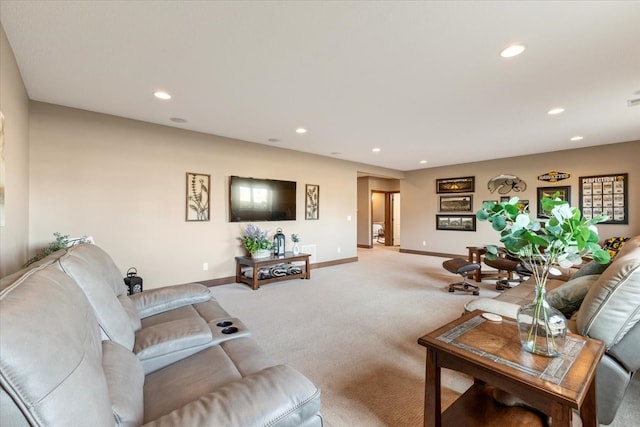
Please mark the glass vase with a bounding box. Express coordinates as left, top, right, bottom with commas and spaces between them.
292, 242, 300, 255
516, 284, 567, 357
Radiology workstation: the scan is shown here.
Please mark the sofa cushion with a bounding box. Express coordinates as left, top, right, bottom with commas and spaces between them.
547, 274, 600, 318
570, 259, 610, 280
0, 264, 114, 426
58, 246, 136, 350
102, 341, 145, 427
130, 283, 213, 319
577, 236, 640, 348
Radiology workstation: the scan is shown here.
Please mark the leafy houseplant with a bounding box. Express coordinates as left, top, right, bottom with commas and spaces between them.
241, 224, 274, 258
24, 232, 70, 267
291, 233, 300, 255
476, 194, 610, 356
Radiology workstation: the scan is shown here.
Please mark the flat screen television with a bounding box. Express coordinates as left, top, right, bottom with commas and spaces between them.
229, 176, 297, 222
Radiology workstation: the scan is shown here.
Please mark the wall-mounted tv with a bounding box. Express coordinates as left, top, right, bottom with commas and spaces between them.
229, 176, 297, 222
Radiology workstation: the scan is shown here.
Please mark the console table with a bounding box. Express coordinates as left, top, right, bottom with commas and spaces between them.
235, 252, 310, 290
418, 310, 605, 427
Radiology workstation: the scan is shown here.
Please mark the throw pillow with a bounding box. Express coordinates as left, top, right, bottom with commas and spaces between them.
602, 236, 629, 258
547, 275, 601, 318
570, 259, 610, 280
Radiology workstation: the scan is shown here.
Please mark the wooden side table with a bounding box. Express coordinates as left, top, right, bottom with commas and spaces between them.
417, 310, 605, 427
235, 252, 310, 290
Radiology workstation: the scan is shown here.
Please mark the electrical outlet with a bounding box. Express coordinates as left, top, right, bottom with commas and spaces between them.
202, 262, 209, 271
337, 247, 341, 253
422, 241, 426, 246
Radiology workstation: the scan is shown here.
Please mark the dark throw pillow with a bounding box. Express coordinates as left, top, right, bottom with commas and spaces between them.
547, 275, 600, 318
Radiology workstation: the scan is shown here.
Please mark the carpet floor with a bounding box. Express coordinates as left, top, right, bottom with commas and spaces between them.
209, 246, 639, 427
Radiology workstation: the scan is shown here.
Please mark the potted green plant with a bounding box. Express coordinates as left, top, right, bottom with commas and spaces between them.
291, 233, 300, 255
476, 194, 610, 356
241, 224, 274, 258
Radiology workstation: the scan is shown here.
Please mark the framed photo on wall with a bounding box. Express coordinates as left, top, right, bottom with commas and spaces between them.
579, 173, 628, 224
186, 172, 210, 221
536, 186, 570, 218
436, 214, 476, 231
305, 184, 319, 220
436, 176, 475, 194
439, 195, 473, 212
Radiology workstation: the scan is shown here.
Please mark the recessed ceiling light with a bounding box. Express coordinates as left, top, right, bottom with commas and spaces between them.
547, 107, 565, 115
372, 148, 381, 152
500, 44, 526, 58
170, 117, 187, 123
419, 160, 427, 164
330, 152, 342, 156
268, 138, 280, 142
570, 136, 584, 141
295, 127, 307, 134
153, 90, 171, 100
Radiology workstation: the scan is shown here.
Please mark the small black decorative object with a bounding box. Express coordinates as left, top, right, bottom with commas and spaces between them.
274, 228, 286, 257
124, 267, 143, 295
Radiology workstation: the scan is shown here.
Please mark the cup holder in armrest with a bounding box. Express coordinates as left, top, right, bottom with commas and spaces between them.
216, 321, 233, 327
210, 318, 250, 343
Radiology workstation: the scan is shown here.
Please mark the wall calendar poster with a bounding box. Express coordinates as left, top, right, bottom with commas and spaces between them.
579, 173, 628, 224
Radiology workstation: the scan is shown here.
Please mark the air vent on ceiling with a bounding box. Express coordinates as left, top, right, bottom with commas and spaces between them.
627, 98, 640, 107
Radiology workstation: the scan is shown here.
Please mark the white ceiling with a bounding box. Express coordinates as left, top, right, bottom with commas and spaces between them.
1, 1, 639, 171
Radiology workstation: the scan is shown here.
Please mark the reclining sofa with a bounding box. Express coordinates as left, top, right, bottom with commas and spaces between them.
1, 243, 322, 426
465, 235, 640, 425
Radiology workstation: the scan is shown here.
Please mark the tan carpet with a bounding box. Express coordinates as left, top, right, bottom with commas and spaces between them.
209, 246, 639, 427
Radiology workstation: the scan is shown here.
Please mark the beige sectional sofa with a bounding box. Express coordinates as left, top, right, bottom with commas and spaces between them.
1, 244, 322, 426
465, 235, 640, 425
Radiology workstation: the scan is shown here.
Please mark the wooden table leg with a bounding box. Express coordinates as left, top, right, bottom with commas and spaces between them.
580, 376, 598, 427
550, 402, 572, 427
424, 348, 441, 427
252, 265, 259, 290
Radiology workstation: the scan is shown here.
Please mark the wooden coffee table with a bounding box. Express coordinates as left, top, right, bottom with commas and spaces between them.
417, 310, 605, 427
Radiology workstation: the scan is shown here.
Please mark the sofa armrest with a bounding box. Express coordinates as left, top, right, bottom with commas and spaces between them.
142, 365, 321, 427
464, 298, 520, 319
130, 283, 212, 318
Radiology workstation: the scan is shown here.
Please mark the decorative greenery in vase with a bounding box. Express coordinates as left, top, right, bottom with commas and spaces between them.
476, 194, 610, 356
241, 224, 274, 256
291, 234, 300, 243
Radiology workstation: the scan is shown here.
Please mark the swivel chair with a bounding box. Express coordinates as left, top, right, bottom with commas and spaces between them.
483, 254, 532, 291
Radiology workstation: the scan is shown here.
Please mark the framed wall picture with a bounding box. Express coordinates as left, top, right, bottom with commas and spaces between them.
439, 195, 473, 212
305, 184, 319, 220
579, 173, 628, 224
436, 176, 475, 193
186, 172, 210, 221
436, 214, 476, 231
536, 186, 570, 218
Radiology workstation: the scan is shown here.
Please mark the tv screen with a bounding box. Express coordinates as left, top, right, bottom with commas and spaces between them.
229, 176, 297, 222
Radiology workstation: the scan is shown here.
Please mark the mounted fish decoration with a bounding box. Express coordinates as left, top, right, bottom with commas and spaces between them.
487, 174, 527, 194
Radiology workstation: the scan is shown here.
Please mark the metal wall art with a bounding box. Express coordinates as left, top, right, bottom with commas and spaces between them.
537, 170, 571, 183
186, 172, 210, 221
487, 174, 527, 194
305, 184, 319, 220
579, 173, 628, 224
436, 176, 474, 193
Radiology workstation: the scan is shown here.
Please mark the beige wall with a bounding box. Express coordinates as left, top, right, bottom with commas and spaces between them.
401, 141, 640, 257
0, 24, 30, 276
28, 102, 405, 288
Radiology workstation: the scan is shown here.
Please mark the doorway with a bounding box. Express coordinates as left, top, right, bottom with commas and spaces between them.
371, 191, 400, 247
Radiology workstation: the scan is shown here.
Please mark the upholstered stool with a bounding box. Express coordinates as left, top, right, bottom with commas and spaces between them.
443, 258, 481, 295
483, 257, 532, 290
